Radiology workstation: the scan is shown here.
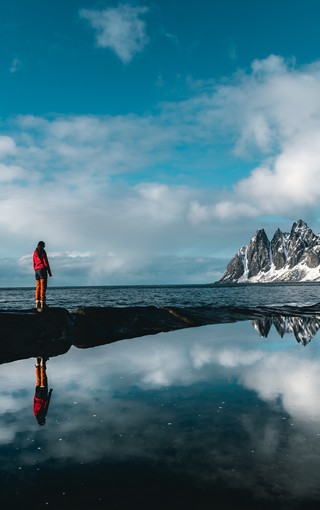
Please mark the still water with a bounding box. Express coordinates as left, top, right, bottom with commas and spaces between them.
1, 282, 320, 310
2, 317, 320, 509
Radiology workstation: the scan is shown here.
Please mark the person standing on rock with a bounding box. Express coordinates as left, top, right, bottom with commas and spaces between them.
33, 241, 52, 312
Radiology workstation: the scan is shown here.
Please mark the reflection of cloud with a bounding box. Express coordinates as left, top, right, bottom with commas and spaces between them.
241, 354, 320, 422
2, 323, 320, 425
2, 322, 320, 503
0, 361, 33, 444
192, 344, 263, 368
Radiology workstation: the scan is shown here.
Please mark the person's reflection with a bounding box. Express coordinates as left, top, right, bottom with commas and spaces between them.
34, 357, 53, 426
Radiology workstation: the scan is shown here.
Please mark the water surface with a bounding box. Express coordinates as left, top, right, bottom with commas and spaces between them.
1, 319, 320, 508
1, 282, 320, 310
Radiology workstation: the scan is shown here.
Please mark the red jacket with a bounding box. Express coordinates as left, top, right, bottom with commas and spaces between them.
33, 396, 50, 417
33, 389, 53, 422
33, 249, 52, 276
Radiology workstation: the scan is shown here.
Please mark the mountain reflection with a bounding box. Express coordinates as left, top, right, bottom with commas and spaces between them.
252, 315, 320, 345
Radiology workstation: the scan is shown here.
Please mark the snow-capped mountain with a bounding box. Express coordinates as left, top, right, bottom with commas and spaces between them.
219, 219, 320, 283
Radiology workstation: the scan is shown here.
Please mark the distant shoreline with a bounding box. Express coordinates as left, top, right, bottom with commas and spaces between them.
1, 281, 320, 290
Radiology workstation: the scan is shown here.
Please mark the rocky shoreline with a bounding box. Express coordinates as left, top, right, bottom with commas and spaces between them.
1, 303, 320, 365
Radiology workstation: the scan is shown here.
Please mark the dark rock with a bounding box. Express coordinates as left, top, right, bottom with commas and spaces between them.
0, 308, 71, 364
221, 246, 246, 282
247, 229, 271, 277
2, 303, 320, 364
70, 306, 193, 348
270, 228, 287, 270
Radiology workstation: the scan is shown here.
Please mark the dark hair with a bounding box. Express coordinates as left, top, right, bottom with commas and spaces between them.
36, 241, 45, 252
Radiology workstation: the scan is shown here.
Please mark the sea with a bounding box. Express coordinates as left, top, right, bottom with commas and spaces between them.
1, 281, 320, 310
2, 283, 320, 509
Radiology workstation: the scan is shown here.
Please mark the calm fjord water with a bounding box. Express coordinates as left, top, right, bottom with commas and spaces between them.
1, 283, 320, 509
1, 282, 320, 310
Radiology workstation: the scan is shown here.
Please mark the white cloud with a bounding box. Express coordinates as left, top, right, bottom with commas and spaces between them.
0, 163, 31, 183
0, 115, 206, 276
0, 136, 16, 155
4, 54, 320, 283
251, 53, 288, 75
10, 113, 179, 180
205, 56, 320, 218
152, 54, 320, 222
235, 130, 320, 213
80, 4, 149, 63
188, 200, 259, 223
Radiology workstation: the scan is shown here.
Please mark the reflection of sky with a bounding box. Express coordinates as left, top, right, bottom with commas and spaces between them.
2, 321, 320, 504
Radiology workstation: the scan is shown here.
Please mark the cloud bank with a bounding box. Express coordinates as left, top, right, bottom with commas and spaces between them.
188, 55, 320, 221
2, 55, 320, 284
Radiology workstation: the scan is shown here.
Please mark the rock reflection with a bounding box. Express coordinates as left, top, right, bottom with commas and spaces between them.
33, 357, 53, 426
252, 315, 320, 345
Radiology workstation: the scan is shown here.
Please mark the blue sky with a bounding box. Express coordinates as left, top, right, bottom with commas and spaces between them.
1, 0, 320, 286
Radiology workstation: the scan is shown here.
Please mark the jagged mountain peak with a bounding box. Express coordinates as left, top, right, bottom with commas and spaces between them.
218, 220, 320, 283
293, 219, 308, 228
252, 227, 268, 240
273, 226, 283, 235
290, 219, 313, 238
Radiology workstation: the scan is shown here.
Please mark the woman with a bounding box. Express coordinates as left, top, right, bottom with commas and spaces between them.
33, 241, 52, 311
